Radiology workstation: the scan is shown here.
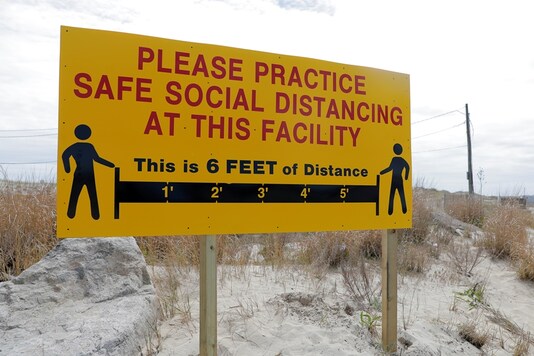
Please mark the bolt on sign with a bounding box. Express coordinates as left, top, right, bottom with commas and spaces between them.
57, 26, 411, 238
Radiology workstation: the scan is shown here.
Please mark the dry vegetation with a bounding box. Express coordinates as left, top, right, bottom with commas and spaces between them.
482, 202, 532, 257
0, 177, 57, 281
2, 177, 534, 354
444, 193, 485, 227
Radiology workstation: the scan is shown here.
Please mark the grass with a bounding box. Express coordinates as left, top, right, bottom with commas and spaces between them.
516, 247, 534, 281
398, 243, 430, 274
341, 257, 381, 310
448, 238, 485, 277
401, 187, 434, 243
3, 178, 534, 354
136, 235, 200, 267
397, 188, 436, 274
443, 193, 534, 281
0, 177, 441, 280
455, 282, 486, 310
444, 193, 485, 227
0, 176, 57, 280
458, 320, 490, 349
482, 202, 531, 259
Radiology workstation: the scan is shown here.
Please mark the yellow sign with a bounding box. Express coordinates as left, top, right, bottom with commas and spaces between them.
57, 26, 411, 237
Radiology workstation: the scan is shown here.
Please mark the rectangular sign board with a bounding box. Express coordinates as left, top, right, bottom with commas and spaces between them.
57, 26, 411, 237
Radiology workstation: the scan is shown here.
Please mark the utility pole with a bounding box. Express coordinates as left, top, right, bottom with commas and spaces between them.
465, 103, 474, 195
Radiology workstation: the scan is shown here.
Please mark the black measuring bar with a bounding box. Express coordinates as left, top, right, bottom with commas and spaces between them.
114, 168, 380, 218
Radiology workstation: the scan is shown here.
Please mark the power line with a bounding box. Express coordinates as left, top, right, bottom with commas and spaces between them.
0, 160, 57, 165
412, 109, 464, 125
0, 133, 57, 138
0, 127, 57, 132
413, 144, 467, 154
412, 121, 465, 139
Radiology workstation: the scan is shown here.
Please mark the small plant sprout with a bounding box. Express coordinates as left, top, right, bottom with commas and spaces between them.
359, 311, 381, 335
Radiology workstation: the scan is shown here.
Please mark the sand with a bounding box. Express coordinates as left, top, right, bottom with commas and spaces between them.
146, 227, 534, 355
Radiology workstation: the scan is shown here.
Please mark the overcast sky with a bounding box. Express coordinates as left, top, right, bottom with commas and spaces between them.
1, 0, 533, 195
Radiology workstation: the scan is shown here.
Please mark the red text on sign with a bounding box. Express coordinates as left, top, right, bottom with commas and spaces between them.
73, 73, 152, 102
138, 47, 243, 81
165, 82, 264, 112
144, 111, 180, 135
190, 114, 251, 140
255, 62, 366, 95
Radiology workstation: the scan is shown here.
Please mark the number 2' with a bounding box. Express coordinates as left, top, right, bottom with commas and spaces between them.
211, 186, 223, 199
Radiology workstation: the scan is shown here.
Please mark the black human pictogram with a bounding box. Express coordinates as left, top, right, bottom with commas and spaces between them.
62, 124, 114, 219
380, 143, 410, 215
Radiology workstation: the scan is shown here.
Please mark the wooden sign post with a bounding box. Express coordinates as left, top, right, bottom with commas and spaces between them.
200, 235, 217, 356
381, 229, 398, 352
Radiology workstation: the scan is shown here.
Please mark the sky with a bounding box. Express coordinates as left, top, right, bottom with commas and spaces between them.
1, 0, 533, 196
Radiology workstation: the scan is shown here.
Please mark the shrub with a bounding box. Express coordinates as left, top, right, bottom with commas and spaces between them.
482, 203, 529, 259
398, 242, 429, 274
138, 234, 253, 267
259, 233, 289, 266
0, 178, 57, 280
298, 231, 349, 267
341, 257, 381, 309
448, 239, 485, 277
298, 230, 382, 269
445, 194, 485, 227
401, 188, 434, 243
458, 321, 490, 349
355, 230, 382, 259
516, 246, 534, 281
455, 282, 486, 309
136, 235, 200, 267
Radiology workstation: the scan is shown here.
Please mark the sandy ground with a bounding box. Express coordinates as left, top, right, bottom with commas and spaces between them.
145, 228, 534, 355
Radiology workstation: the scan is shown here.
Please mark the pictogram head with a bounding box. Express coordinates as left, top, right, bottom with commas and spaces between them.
393, 143, 403, 155
74, 124, 91, 140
